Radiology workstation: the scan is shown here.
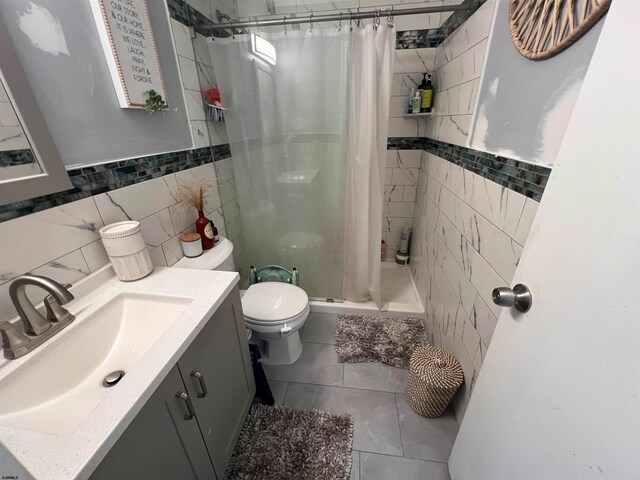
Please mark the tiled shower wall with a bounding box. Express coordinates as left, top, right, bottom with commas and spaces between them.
427, 0, 496, 146
170, 1, 246, 274
410, 152, 539, 423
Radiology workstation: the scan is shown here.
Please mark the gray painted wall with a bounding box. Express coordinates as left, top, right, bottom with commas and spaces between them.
468, 0, 604, 167
0, 0, 192, 168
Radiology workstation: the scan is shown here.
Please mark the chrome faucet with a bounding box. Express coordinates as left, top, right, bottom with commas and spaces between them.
0, 275, 75, 360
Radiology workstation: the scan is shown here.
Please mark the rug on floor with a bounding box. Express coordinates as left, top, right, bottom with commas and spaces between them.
225, 404, 354, 480
335, 314, 427, 368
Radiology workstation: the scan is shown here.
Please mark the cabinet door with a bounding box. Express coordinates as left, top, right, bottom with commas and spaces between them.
178, 286, 256, 478
90, 365, 216, 480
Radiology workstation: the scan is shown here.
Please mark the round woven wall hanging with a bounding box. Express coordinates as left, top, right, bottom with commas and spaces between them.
509, 0, 611, 60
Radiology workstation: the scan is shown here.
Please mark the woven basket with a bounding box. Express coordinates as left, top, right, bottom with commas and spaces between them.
406, 346, 464, 418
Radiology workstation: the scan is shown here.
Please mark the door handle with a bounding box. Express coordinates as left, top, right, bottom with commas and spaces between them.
175, 391, 196, 420
492, 284, 532, 313
190, 370, 208, 398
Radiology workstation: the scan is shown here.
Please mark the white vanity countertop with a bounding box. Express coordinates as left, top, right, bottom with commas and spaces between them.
0, 265, 239, 480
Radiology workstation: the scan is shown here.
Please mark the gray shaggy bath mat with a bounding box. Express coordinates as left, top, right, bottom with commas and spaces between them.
225, 404, 354, 480
335, 314, 427, 368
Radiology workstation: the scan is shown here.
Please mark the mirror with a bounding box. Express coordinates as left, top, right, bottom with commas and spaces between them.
0, 80, 42, 182
0, 20, 71, 206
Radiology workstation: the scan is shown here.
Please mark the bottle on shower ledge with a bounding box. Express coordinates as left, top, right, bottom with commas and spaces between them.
411, 91, 422, 114
395, 226, 411, 265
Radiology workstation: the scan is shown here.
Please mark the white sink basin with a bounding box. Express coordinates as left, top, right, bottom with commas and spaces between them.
0, 293, 191, 435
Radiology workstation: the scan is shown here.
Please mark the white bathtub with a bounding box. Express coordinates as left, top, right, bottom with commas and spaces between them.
310, 262, 425, 318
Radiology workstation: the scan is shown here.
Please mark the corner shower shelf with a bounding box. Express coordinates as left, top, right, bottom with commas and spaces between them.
402, 112, 433, 118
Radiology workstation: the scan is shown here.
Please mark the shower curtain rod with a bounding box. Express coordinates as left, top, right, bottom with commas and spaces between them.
202, 4, 470, 32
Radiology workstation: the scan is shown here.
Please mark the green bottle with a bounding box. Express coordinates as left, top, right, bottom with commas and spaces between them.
421, 74, 434, 113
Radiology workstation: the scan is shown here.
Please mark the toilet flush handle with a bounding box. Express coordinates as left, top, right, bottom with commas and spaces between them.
280, 324, 292, 335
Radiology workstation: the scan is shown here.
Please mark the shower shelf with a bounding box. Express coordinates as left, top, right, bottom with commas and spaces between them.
402, 112, 433, 118
207, 104, 228, 123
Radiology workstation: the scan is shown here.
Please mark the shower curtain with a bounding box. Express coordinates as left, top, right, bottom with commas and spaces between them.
208, 23, 394, 307
209, 30, 350, 300
343, 25, 395, 309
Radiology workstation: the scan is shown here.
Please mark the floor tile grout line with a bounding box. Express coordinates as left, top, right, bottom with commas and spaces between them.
275, 379, 406, 396
281, 381, 290, 405
394, 393, 406, 458
355, 448, 449, 466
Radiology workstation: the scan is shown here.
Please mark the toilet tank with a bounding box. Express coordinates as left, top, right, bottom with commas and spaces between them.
173, 236, 236, 272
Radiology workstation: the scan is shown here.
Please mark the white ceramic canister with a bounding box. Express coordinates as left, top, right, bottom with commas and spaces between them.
99, 221, 153, 281
181, 232, 203, 258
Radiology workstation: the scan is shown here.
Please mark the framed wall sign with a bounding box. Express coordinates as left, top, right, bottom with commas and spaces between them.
90, 0, 168, 109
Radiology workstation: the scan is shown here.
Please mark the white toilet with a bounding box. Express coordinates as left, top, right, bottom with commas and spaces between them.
174, 237, 310, 365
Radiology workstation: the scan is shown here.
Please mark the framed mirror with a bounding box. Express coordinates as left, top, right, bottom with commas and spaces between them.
0, 21, 71, 206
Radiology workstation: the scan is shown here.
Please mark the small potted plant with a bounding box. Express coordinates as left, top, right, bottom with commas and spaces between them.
142, 89, 167, 113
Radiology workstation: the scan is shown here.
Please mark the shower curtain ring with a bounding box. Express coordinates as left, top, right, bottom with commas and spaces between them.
309, 13, 313, 32
386, 8, 394, 28
339, 12, 342, 30
283, 16, 287, 35
373, 9, 380, 28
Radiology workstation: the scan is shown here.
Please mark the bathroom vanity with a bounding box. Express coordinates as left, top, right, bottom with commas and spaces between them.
0, 266, 255, 480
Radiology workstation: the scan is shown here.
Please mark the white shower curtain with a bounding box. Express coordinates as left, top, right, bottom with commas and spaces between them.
209, 30, 350, 300
343, 24, 395, 309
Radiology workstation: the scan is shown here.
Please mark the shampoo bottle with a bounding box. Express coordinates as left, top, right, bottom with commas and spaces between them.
407, 88, 416, 114
411, 91, 422, 114
421, 74, 434, 112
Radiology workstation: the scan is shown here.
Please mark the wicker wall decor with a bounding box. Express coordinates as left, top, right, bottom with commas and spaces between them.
509, 0, 611, 60
405, 346, 464, 418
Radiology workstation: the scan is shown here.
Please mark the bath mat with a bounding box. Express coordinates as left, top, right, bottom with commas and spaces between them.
335, 314, 427, 368
225, 404, 354, 480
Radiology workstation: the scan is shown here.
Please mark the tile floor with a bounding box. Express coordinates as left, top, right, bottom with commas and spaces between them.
261, 312, 458, 480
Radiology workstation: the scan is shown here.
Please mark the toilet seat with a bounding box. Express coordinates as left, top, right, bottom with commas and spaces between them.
242, 283, 309, 325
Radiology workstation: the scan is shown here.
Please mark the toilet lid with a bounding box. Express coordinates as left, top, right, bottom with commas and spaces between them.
242, 283, 308, 323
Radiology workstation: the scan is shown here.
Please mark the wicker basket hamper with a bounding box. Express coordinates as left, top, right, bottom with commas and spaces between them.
405, 345, 464, 418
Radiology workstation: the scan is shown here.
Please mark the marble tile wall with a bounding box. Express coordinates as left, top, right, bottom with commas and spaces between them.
170, 1, 246, 274
0, 162, 224, 324
426, 0, 495, 146
383, 149, 421, 259
409, 151, 539, 423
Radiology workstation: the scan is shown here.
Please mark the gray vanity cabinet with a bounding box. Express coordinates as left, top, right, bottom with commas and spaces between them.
89, 365, 216, 480
178, 285, 255, 476
91, 286, 255, 480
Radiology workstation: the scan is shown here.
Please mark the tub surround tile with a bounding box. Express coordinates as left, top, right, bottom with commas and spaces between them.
514, 197, 539, 246
387, 137, 550, 202
409, 132, 542, 422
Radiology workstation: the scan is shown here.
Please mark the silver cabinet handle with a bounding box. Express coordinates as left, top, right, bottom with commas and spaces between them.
175, 391, 196, 420
492, 284, 532, 313
190, 370, 208, 398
